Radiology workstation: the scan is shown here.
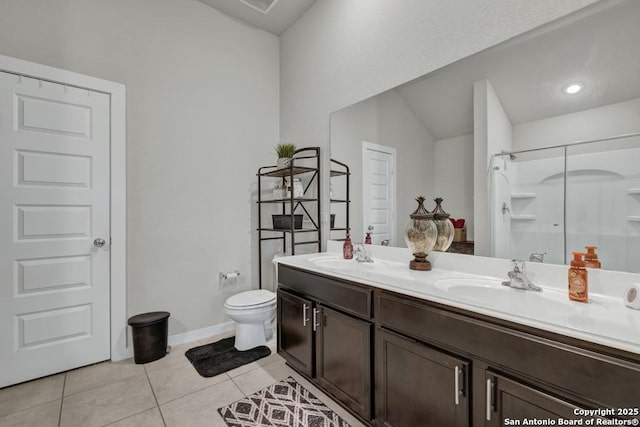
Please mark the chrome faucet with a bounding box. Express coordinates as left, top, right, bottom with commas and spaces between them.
381, 239, 390, 246
502, 260, 541, 292
354, 243, 373, 263
529, 252, 546, 263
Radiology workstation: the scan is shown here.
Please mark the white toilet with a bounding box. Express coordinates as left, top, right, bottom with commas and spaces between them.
224, 289, 276, 351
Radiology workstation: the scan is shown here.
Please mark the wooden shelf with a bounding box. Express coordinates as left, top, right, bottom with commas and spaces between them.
511, 193, 537, 199
258, 198, 318, 204
330, 199, 349, 203
258, 166, 317, 178
330, 169, 350, 177
258, 228, 320, 233
627, 188, 640, 195
626, 216, 640, 222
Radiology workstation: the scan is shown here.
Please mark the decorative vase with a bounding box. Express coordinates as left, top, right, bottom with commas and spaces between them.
277, 157, 292, 169
431, 197, 454, 252
404, 196, 437, 271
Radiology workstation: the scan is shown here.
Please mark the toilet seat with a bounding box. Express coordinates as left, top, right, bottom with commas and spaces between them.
224, 290, 276, 310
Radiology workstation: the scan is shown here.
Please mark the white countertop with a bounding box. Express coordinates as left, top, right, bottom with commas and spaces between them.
273, 242, 640, 356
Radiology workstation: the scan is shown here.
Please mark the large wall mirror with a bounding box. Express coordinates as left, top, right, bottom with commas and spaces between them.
329, 0, 640, 273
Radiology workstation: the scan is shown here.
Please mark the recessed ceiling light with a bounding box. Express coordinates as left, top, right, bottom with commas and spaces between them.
564, 83, 583, 95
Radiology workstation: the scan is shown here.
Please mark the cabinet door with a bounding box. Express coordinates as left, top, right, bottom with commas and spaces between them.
484, 372, 597, 426
316, 305, 372, 421
376, 328, 470, 427
277, 289, 314, 377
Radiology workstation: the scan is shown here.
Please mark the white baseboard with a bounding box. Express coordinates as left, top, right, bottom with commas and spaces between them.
167, 321, 236, 347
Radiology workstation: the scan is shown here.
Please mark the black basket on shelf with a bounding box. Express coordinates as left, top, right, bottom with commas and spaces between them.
272, 214, 303, 230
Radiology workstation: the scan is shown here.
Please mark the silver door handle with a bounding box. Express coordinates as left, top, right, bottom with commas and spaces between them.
94, 238, 106, 248
313, 308, 321, 331
302, 304, 309, 327
486, 378, 494, 421
454, 365, 462, 405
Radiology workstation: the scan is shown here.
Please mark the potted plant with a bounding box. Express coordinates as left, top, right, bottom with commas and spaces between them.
275, 143, 296, 169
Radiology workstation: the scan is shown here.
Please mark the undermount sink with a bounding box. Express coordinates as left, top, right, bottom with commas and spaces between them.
309, 256, 375, 271
433, 277, 578, 317
307, 255, 400, 274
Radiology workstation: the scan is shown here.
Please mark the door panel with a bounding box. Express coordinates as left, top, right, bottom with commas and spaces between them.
277, 288, 314, 377
376, 328, 470, 427
362, 142, 395, 245
316, 305, 372, 420
0, 72, 110, 387
485, 372, 601, 426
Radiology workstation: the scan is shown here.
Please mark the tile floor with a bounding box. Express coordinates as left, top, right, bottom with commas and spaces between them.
0, 331, 366, 427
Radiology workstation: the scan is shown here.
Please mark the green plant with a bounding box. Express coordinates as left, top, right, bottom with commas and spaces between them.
275, 143, 296, 158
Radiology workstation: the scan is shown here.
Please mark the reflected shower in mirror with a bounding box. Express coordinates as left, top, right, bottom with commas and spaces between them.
492, 134, 640, 274
329, 0, 640, 272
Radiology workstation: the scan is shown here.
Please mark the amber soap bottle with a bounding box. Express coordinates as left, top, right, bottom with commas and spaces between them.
568, 252, 588, 303
584, 246, 601, 269
343, 233, 353, 259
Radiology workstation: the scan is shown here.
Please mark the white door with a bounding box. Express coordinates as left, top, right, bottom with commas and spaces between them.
362, 142, 396, 245
0, 72, 111, 387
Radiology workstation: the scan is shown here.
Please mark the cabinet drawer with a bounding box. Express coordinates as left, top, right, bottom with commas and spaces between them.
376, 290, 640, 408
278, 265, 372, 319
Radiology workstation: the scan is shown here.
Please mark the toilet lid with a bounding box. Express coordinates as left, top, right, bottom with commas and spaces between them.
225, 290, 276, 308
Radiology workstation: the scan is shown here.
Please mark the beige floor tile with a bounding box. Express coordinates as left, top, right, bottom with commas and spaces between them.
160, 379, 243, 427
226, 351, 285, 378
143, 341, 196, 373
0, 374, 64, 417
64, 359, 145, 396
59, 374, 156, 427
105, 407, 165, 427
230, 359, 291, 396
0, 399, 60, 427
146, 359, 228, 404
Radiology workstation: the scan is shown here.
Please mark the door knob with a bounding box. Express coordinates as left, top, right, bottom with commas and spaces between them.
94, 238, 106, 248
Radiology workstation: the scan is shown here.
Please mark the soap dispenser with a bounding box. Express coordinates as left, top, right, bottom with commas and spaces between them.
343, 233, 353, 259
584, 246, 601, 269
568, 252, 588, 303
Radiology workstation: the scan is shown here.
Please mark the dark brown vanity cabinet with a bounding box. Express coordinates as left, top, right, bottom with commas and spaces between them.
376, 328, 470, 427
277, 265, 374, 422
278, 265, 640, 426
484, 372, 594, 425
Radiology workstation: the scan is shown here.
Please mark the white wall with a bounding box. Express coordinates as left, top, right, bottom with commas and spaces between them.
474, 80, 513, 255
513, 97, 640, 152
330, 89, 435, 245
0, 0, 280, 336
280, 0, 599, 242
434, 134, 474, 239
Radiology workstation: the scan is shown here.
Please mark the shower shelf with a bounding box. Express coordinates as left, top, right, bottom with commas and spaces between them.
626, 216, 640, 222
511, 215, 536, 220
627, 188, 640, 195
510, 193, 537, 199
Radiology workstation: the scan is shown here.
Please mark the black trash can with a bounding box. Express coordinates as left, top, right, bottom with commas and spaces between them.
128, 311, 170, 364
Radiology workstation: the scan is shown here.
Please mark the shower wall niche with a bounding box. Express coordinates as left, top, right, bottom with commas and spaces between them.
491, 135, 640, 273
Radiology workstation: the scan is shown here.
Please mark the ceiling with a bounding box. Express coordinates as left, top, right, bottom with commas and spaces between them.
197, 0, 318, 35
395, 0, 640, 141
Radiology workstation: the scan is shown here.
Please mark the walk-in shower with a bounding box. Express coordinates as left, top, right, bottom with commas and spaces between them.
491, 132, 640, 273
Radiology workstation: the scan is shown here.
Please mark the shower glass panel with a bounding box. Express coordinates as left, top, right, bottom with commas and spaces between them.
491, 148, 565, 265
566, 135, 640, 273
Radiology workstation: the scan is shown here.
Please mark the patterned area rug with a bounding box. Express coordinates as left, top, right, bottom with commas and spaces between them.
218, 376, 351, 427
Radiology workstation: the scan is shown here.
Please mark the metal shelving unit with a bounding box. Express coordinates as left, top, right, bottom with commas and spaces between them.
257, 147, 321, 289
329, 158, 350, 239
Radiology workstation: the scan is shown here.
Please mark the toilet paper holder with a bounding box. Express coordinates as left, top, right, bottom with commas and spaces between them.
219, 270, 240, 280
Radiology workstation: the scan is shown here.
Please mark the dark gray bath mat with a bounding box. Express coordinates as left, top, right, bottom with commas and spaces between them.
218, 376, 351, 427
185, 336, 271, 377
